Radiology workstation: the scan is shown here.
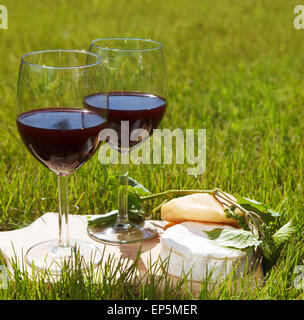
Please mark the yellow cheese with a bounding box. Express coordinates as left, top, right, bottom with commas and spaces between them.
161, 193, 241, 227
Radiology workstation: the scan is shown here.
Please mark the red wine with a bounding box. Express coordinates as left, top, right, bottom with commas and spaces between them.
17, 108, 106, 175
84, 92, 167, 149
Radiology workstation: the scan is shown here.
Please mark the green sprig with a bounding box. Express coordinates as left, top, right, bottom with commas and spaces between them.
87, 177, 297, 269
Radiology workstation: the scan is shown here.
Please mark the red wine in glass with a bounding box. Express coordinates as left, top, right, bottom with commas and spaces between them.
87, 38, 167, 244
84, 92, 167, 149
17, 108, 106, 175
16, 49, 106, 273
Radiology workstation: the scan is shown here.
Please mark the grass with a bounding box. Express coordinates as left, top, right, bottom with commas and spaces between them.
0, 0, 304, 299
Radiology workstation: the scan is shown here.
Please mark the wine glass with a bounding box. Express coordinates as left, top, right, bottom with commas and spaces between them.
16, 49, 106, 272
85, 38, 167, 244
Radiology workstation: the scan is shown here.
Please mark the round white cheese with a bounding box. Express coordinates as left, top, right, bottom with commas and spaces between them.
160, 221, 253, 282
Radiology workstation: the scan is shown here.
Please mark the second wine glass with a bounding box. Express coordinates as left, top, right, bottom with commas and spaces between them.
85, 38, 167, 244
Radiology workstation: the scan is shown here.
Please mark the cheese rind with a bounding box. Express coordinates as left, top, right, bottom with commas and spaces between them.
161, 193, 241, 226
160, 221, 253, 282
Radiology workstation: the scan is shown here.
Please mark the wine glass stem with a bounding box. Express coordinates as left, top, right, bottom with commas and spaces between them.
117, 154, 130, 226
58, 175, 70, 247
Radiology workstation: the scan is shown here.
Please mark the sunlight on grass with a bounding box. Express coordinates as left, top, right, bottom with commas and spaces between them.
0, 0, 303, 299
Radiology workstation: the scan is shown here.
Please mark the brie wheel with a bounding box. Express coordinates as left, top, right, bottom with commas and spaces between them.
160, 221, 253, 282
161, 193, 241, 226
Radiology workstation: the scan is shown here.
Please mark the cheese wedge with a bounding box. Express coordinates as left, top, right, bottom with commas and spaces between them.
161, 193, 241, 227
160, 221, 253, 282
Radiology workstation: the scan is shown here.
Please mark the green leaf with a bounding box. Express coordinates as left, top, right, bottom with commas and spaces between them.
267, 208, 280, 217
87, 209, 145, 227
205, 228, 262, 250
259, 224, 277, 261
127, 177, 151, 210
128, 209, 146, 225
237, 196, 280, 224
127, 186, 143, 210
272, 221, 296, 247
128, 177, 151, 195
87, 210, 117, 227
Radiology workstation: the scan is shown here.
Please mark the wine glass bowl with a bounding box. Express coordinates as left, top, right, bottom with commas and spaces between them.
16, 50, 105, 272
84, 91, 167, 151
86, 38, 167, 244
17, 107, 105, 175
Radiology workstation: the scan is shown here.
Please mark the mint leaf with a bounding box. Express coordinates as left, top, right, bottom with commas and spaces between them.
127, 186, 143, 210
127, 177, 151, 210
267, 208, 280, 218
87, 209, 145, 227
128, 177, 151, 196
260, 224, 277, 262
205, 228, 262, 250
237, 196, 280, 224
87, 210, 117, 227
272, 221, 296, 247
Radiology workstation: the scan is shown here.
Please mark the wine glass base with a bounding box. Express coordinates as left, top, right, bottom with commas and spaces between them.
26, 239, 102, 274
87, 221, 157, 244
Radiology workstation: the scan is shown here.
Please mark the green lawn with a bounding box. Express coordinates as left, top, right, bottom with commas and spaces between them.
0, 0, 304, 299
